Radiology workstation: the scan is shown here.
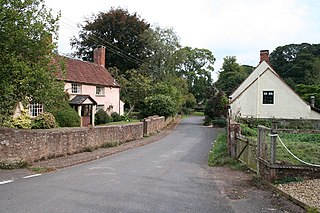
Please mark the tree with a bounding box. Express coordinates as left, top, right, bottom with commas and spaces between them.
270, 43, 320, 87
140, 26, 181, 81
110, 68, 152, 115
215, 56, 251, 96
173, 47, 215, 103
204, 86, 228, 124
141, 94, 176, 118
71, 7, 150, 72
0, 0, 63, 125
296, 84, 320, 108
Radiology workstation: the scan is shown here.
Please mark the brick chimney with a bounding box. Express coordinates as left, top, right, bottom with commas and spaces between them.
93, 46, 106, 67
260, 50, 269, 64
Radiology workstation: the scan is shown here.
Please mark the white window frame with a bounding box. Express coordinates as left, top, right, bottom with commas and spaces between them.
262, 91, 274, 105
28, 103, 44, 117
71, 83, 81, 94
96, 86, 105, 96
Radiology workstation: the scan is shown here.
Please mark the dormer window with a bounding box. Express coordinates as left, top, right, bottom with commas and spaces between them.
96, 86, 105, 96
71, 83, 81, 94
263, 91, 274, 104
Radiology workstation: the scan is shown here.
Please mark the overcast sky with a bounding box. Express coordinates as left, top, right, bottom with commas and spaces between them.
45, 0, 320, 80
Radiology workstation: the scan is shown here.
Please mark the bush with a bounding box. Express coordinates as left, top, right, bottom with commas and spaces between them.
4, 109, 32, 129
32, 112, 56, 129
212, 118, 226, 127
55, 107, 81, 127
181, 107, 194, 115
111, 112, 122, 122
141, 94, 176, 118
95, 109, 112, 125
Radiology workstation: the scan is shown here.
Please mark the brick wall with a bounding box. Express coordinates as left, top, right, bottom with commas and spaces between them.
0, 116, 175, 165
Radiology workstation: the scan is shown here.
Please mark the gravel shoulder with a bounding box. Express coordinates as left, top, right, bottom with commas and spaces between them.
276, 179, 320, 211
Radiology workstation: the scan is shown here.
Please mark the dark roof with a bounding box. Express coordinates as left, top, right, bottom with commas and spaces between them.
311, 106, 320, 114
62, 57, 120, 87
69, 95, 97, 105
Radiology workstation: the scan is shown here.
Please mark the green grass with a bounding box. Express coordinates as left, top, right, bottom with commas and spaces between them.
192, 111, 204, 116
277, 133, 320, 165
239, 124, 320, 165
208, 131, 247, 170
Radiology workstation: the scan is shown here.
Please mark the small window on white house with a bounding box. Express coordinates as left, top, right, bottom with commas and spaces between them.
96, 86, 105, 96
71, 83, 81, 94
96, 105, 104, 112
29, 103, 43, 117
263, 91, 274, 104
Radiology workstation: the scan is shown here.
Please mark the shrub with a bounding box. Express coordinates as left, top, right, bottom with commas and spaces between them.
111, 112, 122, 122
141, 94, 176, 118
95, 109, 112, 125
4, 109, 32, 129
55, 107, 81, 127
212, 118, 226, 127
32, 112, 56, 129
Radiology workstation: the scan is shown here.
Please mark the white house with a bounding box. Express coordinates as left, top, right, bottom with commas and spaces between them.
230, 50, 320, 120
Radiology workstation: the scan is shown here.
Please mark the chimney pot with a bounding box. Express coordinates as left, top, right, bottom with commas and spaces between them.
310, 96, 315, 107
94, 46, 106, 67
260, 50, 269, 64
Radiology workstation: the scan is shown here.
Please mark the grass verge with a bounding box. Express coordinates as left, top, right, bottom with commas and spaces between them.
208, 131, 247, 170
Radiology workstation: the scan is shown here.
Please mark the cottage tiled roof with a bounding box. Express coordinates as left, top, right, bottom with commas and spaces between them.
62, 57, 120, 87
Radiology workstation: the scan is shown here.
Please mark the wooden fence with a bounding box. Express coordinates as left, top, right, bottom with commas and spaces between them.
228, 120, 320, 182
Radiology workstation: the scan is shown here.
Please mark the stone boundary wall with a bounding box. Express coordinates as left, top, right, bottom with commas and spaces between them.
143, 116, 173, 136
0, 116, 175, 164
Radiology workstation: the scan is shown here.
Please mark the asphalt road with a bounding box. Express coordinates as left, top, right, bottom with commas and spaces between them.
0, 116, 295, 213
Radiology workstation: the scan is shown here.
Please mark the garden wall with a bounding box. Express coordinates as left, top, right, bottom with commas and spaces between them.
0, 116, 175, 165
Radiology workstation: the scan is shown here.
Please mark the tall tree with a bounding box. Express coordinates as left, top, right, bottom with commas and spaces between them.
0, 0, 63, 125
215, 56, 251, 96
270, 43, 320, 87
172, 47, 215, 103
71, 7, 150, 72
140, 26, 181, 81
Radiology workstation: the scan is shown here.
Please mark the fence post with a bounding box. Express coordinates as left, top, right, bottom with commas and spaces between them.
270, 122, 277, 164
143, 118, 148, 137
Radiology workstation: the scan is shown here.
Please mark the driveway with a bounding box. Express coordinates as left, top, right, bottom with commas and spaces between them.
0, 116, 304, 212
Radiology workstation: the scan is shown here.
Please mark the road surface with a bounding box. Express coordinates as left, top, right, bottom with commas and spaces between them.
0, 116, 301, 212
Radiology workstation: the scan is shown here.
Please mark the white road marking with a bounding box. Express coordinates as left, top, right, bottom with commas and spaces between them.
23, 174, 42, 179
0, 180, 14, 185
89, 166, 115, 171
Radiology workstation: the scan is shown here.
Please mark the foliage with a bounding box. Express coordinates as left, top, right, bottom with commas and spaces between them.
270, 43, 320, 87
240, 124, 258, 137
111, 112, 122, 122
212, 119, 227, 127
173, 47, 215, 103
4, 110, 32, 129
140, 25, 181, 80
55, 107, 81, 127
95, 109, 112, 125
32, 112, 56, 129
204, 86, 228, 120
295, 84, 320, 108
0, 0, 62, 126
111, 69, 152, 114
71, 7, 150, 72
215, 56, 253, 95
208, 132, 234, 166
152, 79, 186, 113
141, 94, 176, 118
